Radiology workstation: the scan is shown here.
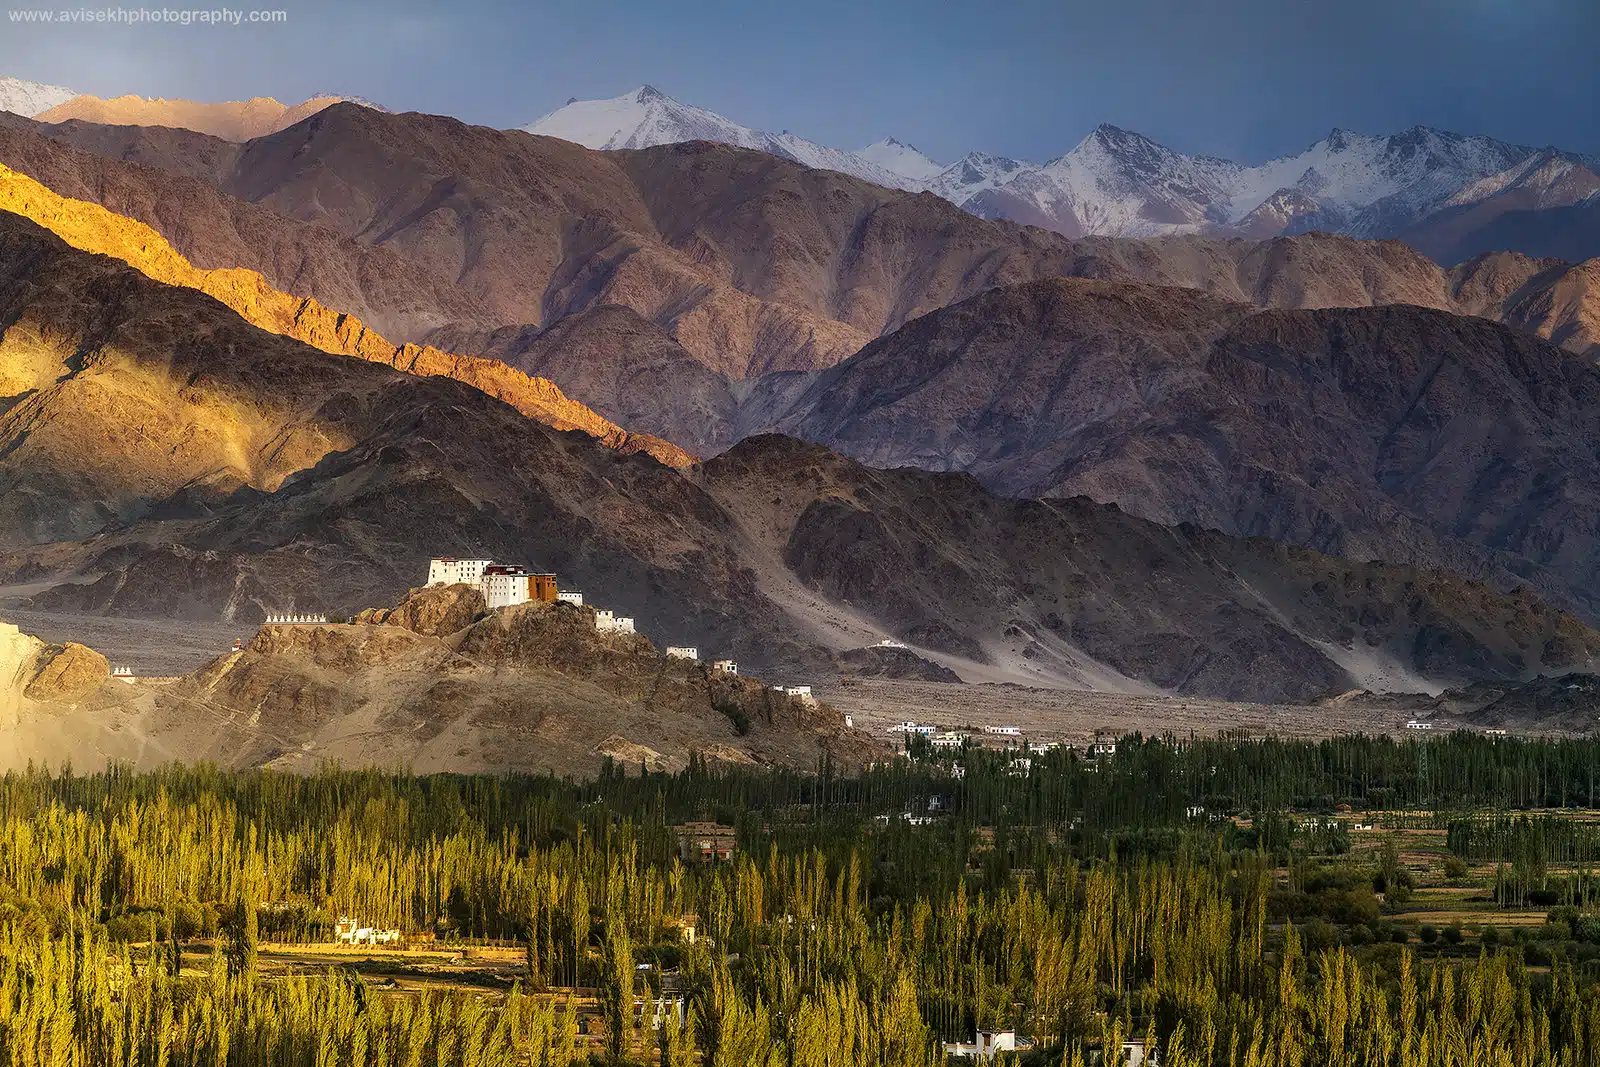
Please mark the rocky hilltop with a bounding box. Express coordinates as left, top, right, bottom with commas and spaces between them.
0, 589, 866, 776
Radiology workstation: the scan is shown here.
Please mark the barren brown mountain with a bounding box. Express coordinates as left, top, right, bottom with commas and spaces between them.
774, 277, 1600, 620
0, 167, 689, 467
6, 217, 1594, 699
33, 93, 358, 142
13, 103, 1596, 389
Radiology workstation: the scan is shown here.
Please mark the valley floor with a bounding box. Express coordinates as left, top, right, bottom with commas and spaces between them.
820, 678, 1441, 743
6, 609, 1569, 772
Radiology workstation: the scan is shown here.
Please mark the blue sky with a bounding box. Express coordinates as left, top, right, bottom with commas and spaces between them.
2, 0, 1595, 164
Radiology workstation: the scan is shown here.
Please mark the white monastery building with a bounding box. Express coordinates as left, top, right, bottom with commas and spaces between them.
594, 610, 636, 634
427, 557, 494, 586
711, 659, 738, 675
667, 647, 699, 661
481, 565, 558, 610
558, 591, 584, 606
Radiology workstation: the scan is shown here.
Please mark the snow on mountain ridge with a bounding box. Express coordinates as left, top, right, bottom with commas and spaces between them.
857, 137, 944, 183
0, 76, 77, 118
522, 87, 1577, 243
521, 86, 918, 191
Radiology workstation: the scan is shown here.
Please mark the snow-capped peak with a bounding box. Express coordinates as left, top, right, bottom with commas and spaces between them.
520, 86, 921, 191
0, 75, 77, 117
521, 85, 769, 152
857, 137, 944, 183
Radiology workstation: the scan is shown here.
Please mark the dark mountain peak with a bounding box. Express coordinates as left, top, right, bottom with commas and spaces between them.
635, 85, 668, 103
1324, 127, 1358, 152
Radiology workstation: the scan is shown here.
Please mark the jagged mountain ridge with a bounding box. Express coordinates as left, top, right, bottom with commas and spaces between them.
0, 159, 691, 468
528, 87, 1600, 257
33, 92, 380, 141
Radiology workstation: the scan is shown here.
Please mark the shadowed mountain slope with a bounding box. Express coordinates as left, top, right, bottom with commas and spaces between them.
773, 278, 1600, 620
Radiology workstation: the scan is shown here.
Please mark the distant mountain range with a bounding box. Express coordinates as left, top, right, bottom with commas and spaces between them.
0, 75, 381, 141
524, 86, 1600, 263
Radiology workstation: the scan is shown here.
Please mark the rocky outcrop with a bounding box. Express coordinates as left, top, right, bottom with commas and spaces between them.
837, 646, 963, 683
0, 163, 692, 468
0, 620, 108, 724
355, 584, 487, 637
22, 642, 109, 701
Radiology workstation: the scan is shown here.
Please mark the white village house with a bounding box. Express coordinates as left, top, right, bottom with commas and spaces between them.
711, 659, 738, 675
334, 917, 401, 946
667, 647, 699, 661
942, 1030, 1033, 1062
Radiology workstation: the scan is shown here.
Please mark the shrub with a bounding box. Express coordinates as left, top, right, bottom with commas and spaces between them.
1419, 925, 1439, 944
1480, 925, 1500, 946
1443, 856, 1469, 880
1442, 924, 1463, 945
1302, 918, 1340, 953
